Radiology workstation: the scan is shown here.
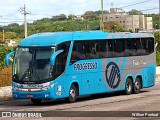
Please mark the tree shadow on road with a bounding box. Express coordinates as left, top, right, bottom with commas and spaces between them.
30, 90, 150, 106
0, 90, 150, 107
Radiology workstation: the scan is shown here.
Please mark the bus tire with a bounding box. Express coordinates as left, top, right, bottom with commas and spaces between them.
68, 84, 78, 103
31, 99, 42, 105
125, 78, 133, 95
133, 77, 141, 94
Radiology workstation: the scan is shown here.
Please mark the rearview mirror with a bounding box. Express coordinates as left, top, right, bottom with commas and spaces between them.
50, 50, 64, 66
5, 51, 15, 67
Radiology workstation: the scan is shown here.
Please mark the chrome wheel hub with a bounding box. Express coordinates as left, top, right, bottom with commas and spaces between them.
70, 89, 75, 98
127, 82, 131, 92
135, 81, 140, 90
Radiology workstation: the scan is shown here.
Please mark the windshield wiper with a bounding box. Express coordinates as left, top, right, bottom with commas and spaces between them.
32, 66, 40, 80
20, 61, 32, 81
20, 68, 30, 81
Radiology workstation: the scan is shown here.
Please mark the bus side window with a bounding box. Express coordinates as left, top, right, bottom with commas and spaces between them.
140, 38, 147, 55
125, 39, 137, 56
113, 39, 125, 57
85, 41, 99, 59
97, 40, 113, 58
146, 38, 154, 54
137, 38, 143, 55
97, 40, 107, 58
70, 41, 86, 64
53, 42, 70, 79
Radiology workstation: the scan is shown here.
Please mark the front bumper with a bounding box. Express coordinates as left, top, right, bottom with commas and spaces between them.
12, 88, 55, 100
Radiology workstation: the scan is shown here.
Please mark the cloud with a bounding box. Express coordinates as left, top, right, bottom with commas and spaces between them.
0, 0, 159, 25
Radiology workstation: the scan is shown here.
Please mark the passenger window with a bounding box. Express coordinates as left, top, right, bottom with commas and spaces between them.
146, 38, 154, 54
136, 38, 143, 55
125, 39, 137, 56
85, 41, 99, 59
69, 37, 154, 63
70, 41, 86, 64
139, 38, 147, 55
113, 39, 125, 57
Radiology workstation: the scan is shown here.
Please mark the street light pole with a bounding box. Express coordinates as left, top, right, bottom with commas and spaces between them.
101, 0, 104, 31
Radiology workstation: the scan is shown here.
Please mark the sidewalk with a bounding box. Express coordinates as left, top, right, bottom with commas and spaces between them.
0, 86, 12, 102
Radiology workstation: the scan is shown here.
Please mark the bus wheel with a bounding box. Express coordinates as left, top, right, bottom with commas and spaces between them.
31, 99, 42, 105
133, 77, 141, 94
68, 84, 78, 103
125, 78, 133, 95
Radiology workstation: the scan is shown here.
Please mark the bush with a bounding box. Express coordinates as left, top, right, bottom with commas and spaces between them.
0, 46, 15, 70
156, 51, 160, 66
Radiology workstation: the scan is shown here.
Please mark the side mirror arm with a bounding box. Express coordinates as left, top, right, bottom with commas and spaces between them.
50, 50, 64, 66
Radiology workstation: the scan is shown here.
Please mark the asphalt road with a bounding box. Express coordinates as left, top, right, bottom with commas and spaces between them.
0, 80, 160, 120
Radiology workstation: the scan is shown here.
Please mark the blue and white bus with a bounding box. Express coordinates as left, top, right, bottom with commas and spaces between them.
6, 31, 156, 104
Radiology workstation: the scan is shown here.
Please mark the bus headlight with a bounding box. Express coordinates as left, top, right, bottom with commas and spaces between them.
42, 82, 57, 90
12, 85, 19, 90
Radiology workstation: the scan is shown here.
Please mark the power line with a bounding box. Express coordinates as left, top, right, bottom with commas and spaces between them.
0, 18, 35, 21
118, 0, 152, 8
0, 21, 24, 23
3, 10, 19, 17
0, 20, 35, 23
138, 8, 159, 12
126, 7, 159, 13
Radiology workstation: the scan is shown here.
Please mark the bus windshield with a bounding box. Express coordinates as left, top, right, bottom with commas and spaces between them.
13, 47, 55, 83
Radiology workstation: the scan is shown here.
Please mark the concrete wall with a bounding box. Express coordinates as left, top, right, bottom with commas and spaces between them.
145, 17, 153, 30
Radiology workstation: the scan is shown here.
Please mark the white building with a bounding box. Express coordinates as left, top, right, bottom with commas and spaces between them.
100, 8, 153, 32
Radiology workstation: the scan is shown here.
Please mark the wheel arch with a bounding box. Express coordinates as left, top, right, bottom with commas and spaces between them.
124, 74, 134, 85
69, 81, 79, 96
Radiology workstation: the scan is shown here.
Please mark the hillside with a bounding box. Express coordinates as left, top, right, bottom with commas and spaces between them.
0, 9, 159, 40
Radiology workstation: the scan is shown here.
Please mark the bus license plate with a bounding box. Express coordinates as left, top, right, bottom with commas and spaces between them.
27, 94, 33, 98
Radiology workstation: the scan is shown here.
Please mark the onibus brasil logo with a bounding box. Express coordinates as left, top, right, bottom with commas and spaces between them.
105, 61, 121, 89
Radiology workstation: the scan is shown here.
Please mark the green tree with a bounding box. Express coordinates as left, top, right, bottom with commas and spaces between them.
83, 11, 98, 20
8, 23, 19, 27
156, 51, 160, 66
68, 14, 76, 20
145, 14, 159, 29
0, 46, 15, 70
57, 14, 67, 20
128, 9, 143, 15
94, 10, 109, 15
104, 21, 124, 32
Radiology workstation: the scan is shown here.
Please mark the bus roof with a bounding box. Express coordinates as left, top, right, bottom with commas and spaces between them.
18, 30, 154, 47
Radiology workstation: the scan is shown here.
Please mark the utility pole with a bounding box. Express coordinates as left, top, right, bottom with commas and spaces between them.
85, 15, 88, 30
159, 0, 160, 41
19, 1, 29, 38
2, 29, 4, 42
101, 0, 104, 31
159, 0, 160, 30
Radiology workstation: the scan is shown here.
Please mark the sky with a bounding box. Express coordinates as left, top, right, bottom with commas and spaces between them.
0, 0, 159, 26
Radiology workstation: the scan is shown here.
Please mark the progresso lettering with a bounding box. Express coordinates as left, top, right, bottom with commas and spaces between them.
74, 62, 97, 71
